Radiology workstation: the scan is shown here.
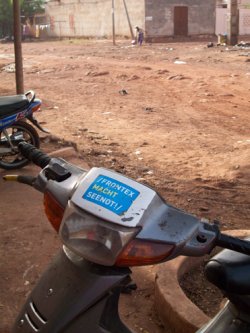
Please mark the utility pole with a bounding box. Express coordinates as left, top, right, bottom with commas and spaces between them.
227, 0, 239, 45
112, 0, 116, 45
123, 0, 135, 40
13, 0, 24, 94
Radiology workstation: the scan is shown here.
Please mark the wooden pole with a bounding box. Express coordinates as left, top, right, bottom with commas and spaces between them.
112, 0, 116, 45
13, 0, 24, 94
227, 0, 238, 45
123, 0, 135, 40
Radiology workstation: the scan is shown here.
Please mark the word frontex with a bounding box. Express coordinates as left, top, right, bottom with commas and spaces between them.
83, 175, 140, 216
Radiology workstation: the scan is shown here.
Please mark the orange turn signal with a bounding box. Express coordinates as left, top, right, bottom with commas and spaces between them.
43, 191, 64, 232
115, 239, 174, 267
31, 103, 41, 113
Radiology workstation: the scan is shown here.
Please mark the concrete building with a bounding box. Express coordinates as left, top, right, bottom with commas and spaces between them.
145, 0, 216, 42
216, 0, 250, 36
45, 0, 250, 39
45, 0, 145, 38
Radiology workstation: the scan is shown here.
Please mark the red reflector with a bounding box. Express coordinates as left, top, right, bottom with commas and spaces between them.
115, 239, 174, 267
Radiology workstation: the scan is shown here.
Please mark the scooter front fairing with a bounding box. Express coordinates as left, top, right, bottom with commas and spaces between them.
12, 248, 132, 333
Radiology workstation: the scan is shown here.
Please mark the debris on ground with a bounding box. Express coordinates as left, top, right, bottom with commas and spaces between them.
167, 74, 190, 80
235, 41, 250, 49
174, 60, 187, 64
86, 70, 110, 76
1, 63, 15, 73
157, 69, 169, 75
128, 74, 140, 80
207, 42, 214, 48
144, 107, 154, 112
119, 89, 128, 95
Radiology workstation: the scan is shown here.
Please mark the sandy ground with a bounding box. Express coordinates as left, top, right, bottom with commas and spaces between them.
0, 38, 249, 332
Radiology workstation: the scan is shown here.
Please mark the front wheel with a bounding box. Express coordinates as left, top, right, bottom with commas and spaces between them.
0, 121, 40, 170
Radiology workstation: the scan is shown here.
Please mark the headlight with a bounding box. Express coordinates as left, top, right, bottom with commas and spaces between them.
59, 167, 178, 267
60, 201, 140, 266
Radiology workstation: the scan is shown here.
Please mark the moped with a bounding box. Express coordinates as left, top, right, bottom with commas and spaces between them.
4, 142, 250, 333
0, 90, 48, 170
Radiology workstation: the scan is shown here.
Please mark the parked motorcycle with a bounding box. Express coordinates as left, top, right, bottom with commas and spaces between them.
4, 142, 250, 333
0, 90, 48, 170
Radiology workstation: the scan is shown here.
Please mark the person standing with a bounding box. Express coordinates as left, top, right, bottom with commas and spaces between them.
135, 26, 144, 46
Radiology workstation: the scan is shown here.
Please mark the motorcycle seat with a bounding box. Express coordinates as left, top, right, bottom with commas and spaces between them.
205, 247, 250, 295
0, 94, 29, 117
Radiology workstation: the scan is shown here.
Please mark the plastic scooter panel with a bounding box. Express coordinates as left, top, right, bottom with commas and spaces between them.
12, 249, 131, 333
197, 302, 250, 333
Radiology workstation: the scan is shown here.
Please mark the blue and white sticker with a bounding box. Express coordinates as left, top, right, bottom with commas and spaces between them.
83, 175, 140, 215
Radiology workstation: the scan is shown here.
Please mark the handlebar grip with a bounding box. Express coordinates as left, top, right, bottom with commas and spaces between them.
18, 142, 51, 169
216, 233, 250, 255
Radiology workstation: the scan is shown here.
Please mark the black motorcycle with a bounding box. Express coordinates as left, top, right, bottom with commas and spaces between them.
0, 90, 48, 170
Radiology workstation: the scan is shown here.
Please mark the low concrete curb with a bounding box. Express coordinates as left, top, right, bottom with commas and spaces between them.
155, 230, 250, 333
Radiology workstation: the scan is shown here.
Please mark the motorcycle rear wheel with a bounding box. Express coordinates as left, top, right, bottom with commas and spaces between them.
0, 120, 40, 170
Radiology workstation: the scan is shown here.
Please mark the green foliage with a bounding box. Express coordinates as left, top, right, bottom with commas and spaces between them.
21, 0, 45, 18
0, 0, 13, 36
0, 0, 45, 37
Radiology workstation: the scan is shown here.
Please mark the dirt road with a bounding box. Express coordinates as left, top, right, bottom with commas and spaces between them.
0, 39, 249, 332
2, 38, 249, 228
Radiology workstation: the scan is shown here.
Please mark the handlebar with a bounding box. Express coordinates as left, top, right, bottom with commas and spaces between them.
18, 142, 51, 169
205, 223, 250, 256
216, 232, 250, 255
15, 143, 250, 259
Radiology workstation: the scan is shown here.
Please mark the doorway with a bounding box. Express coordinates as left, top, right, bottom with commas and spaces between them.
174, 6, 188, 36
